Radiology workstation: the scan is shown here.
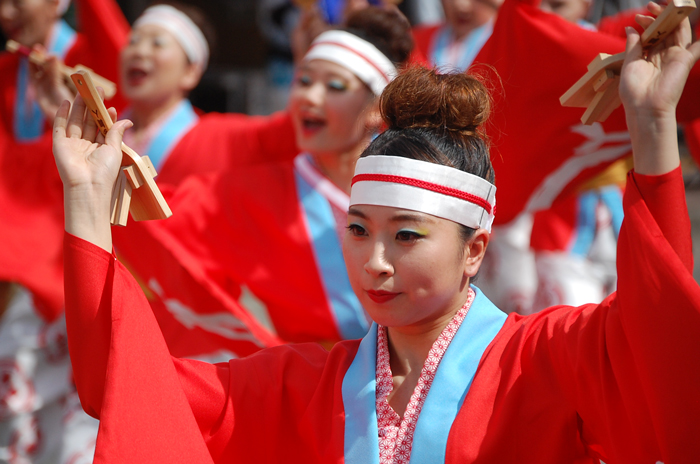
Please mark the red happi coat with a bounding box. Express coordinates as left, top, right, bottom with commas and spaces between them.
154, 110, 298, 186
114, 155, 363, 347
64, 159, 700, 463
0, 0, 128, 321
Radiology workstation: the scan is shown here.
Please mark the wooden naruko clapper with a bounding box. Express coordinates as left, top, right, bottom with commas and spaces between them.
560, 0, 696, 125
71, 70, 172, 226
6, 40, 117, 100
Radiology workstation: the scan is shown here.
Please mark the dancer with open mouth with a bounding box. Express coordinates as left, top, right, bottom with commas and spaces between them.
53, 2, 700, 461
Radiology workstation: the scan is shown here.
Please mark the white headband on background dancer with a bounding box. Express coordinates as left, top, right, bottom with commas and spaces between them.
134, 5, 210, 70
303, 30, 397, 96
350, 156, 497, 232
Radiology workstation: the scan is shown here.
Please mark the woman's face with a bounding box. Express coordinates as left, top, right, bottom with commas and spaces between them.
0, 0, 57, 47
120, 23, 200, 106
288, 59, 375, 156
441, 0, 498, 40
343, 204, 487, 330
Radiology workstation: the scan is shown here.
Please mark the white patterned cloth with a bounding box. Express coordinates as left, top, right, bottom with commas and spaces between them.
375, 289, 475, 464
0, 287, 98, 464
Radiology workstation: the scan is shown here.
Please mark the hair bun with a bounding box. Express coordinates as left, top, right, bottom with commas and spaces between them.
380, 67, 490, 137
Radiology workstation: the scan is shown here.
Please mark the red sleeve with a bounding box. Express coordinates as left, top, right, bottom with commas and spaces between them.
64, 232, 220, 462
158, 111, 299, 185
548, 174, 700, 461
596, 8, 644, 37
64, 231, 346, 462
630, 167, 693, 271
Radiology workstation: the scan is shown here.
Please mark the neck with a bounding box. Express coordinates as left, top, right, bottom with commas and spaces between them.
383, 285, 472, 418
38, 20, 59, 48
129, 94, 185, 133
310, 136, 370, 195
387, 284, 472, 378
449, 19, 489, 43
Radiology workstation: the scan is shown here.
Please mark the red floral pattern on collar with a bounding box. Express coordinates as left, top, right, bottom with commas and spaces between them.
375, 289, 475, 464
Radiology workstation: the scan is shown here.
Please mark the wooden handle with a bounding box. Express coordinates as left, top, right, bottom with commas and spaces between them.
7, 41, 117, 99
71, 71, 113, 136
641, 0, 696, 47
71, 70, 172, 225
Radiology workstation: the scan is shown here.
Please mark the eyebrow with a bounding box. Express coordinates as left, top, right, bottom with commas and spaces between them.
347, 207, 367, 219
347, 208, 432, 224
389, 213, 432, 224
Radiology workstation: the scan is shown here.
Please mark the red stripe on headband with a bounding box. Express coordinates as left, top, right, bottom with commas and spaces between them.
352, 174, 493, 214
308, 41, 390, 82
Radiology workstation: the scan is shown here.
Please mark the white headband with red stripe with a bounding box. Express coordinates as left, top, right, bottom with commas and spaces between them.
350, 156, 497, 231
134, 5, 209, 69
304, 30, 396, 96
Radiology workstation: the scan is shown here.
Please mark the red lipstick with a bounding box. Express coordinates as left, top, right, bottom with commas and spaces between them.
367, 290, 400, 303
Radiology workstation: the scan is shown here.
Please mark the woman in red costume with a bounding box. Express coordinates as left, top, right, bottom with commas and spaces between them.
55, 4, 700, 463
30, 1, 299, 186
111, 7, 416, 350
0, 0, 126, 461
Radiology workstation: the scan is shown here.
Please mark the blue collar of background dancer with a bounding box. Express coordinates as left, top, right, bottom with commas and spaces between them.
142, 99, 199, 170
342, 286, 507, 464
294, 166, 369, 340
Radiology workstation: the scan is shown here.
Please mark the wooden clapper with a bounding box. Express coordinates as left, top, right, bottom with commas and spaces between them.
71, 70, 172, 226
7, 40, 117, 100
560, 0, 696, 125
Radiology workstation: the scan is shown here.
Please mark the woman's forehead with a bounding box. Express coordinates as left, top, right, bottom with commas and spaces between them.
131, 22, 176, 39
301, 59, 358, 81
348, 205, 438, 224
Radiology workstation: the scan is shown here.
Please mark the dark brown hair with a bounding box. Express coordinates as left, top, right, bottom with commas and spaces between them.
344, 7, 414, 65
361, 67, 495, 241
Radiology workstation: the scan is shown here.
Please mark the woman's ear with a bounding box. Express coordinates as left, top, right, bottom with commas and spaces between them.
180, 63, 204, 93
464, 229, 490, 277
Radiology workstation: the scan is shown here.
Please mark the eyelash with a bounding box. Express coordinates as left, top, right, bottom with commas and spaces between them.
396, 230, 424, 242
346, 225, 424, 242
328, 81, 347, 91
347, 224, 366, 236
296, 75, 347, 91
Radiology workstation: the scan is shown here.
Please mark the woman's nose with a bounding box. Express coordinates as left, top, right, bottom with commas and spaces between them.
364, 241, 394, 278
299, 81, 325, 107
128, 38, 151, 58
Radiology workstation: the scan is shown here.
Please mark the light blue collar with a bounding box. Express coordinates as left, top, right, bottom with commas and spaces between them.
342, 286, 507, 463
